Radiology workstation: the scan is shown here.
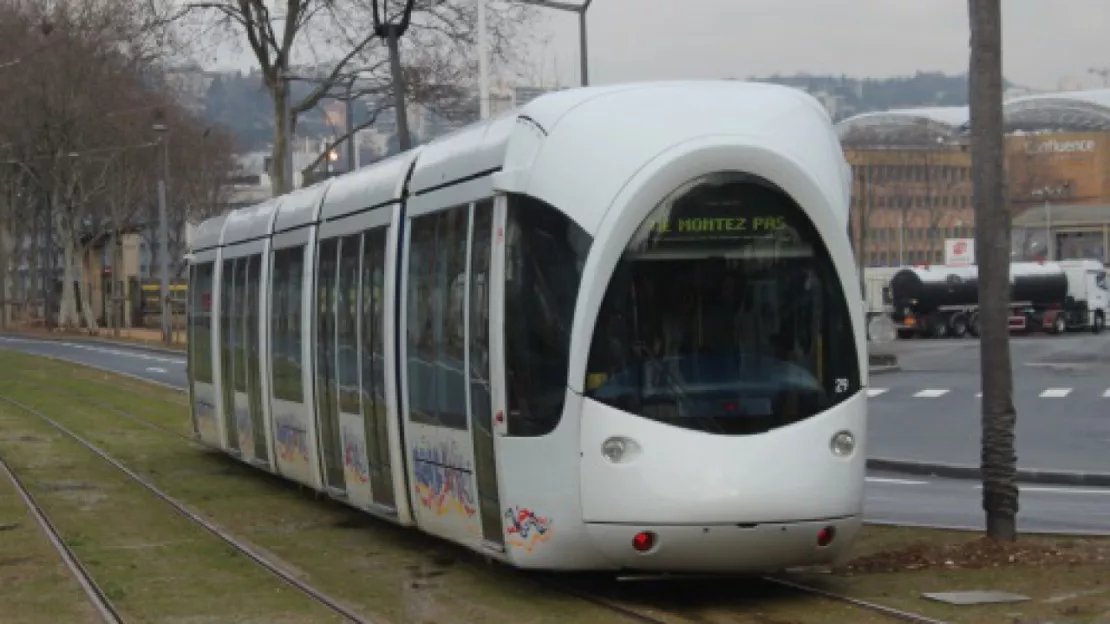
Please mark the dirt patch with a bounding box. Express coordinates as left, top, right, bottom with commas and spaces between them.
38, 481, 98, 493
838, 536, 1107, 574
38, 480, 107, 509
0, 434, 47, 443
0, 556, 37, 568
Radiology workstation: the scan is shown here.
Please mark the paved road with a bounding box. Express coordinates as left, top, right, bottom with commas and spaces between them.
870, 332, 1110, 474
2, 334, 1108, 536
866, 471, 1110, 536
0, 335, 187, 387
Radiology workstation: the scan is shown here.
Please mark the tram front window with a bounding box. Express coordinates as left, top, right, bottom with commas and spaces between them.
584, 173, 860, 435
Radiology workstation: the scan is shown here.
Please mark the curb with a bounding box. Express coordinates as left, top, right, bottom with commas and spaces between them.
0, 332, 186, 357
868, 364, 901, 375
867, 457, 1110, 488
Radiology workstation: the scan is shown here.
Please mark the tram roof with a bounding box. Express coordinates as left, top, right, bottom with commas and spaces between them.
272, 180, 331, 233
191, 212, 229, 252
192, 80, 848, 251
408, 110, 518, 197
319, 149, 422, 222
494, 80, 847, 234
222, 197, 281, 246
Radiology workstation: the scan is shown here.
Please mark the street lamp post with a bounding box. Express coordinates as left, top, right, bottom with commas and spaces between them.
152, 123, 171, 344
477, 0, 594, 120
516, 0, 593, 86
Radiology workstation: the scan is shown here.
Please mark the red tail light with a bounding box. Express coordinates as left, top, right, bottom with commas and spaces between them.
817, 526, 836, 547
632, 531, 656, 552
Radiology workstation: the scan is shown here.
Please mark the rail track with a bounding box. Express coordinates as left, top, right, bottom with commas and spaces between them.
534, 571, 950, 624
0, 391, 373, 624
6, 357, 950, 624
0, 450, 125, 623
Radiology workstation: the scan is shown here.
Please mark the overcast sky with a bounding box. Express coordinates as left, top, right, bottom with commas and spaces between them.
206, 0, 1110, 92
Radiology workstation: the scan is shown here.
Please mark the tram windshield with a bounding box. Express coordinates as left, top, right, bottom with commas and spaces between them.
583, 172, 860, 435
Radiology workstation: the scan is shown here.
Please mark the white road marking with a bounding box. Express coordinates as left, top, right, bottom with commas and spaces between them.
976, 391, 982, 397
974, 485, 1110, 496
0, 337, 186, 365
866, 477, 928, 485
914, 388, 950, 398
1040, 387, 1073, 398
1103, 388, 1110, 398
866, 388, 888, 398
58, 341, 184, 365
146, 367, 167, 374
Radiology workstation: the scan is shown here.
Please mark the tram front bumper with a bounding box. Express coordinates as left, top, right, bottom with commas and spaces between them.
583, 515, 862, 573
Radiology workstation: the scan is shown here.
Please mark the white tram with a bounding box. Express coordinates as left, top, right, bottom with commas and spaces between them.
186, 81, 867, 574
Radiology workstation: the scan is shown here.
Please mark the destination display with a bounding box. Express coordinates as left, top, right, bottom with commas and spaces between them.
634, 181, 808, 252
650, 214, 789, 236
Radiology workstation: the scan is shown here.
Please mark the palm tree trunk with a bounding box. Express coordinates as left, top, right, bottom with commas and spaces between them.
969, 0, 1018, 541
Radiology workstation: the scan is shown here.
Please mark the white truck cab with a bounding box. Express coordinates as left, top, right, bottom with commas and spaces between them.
1056, 259, 1108, 333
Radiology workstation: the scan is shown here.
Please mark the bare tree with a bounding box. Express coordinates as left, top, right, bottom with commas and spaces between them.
178, 0, 535, 195
142, 118, 238, 280
1, 0, 229, 331
101, 137, 157, 333
969, 0, 1018, 542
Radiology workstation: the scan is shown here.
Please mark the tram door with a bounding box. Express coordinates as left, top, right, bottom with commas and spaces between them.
405, 201, 502, 548
468, 200, 503, 547
218, 258, 241, 453
358, 228, 396, 510
333, 232, 377, 509
316, 225, 396, 510
314, 239, 345, 494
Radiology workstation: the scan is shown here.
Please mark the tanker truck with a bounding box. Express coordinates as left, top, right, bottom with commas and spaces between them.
889, 259, 1109, 338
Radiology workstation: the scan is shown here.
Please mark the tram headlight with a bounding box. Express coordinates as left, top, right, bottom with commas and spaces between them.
830, 431, 856, 457
601, 436, 640, 463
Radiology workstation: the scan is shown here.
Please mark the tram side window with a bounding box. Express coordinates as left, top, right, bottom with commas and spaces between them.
187, 264, 196, 378
503, 194, 592, 437
220, 259, 236, 389
233, 258, 249, 393
191, 262, 214, 383
272, 246, 305, 403
407, 205, 469, 430
337, 234, 361, 414
361, 229, 383, 419
583, 172, 861, 435
468, 201, 493, 430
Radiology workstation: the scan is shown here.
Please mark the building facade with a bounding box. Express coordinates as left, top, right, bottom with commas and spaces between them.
846, 146, 975, 267
838, 88, 1110, 266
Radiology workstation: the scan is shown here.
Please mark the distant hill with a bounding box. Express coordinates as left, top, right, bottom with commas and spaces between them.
187, 69, 1011, 151
748, 71, 1015, 122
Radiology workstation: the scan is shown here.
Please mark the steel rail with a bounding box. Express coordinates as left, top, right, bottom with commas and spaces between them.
0, 393, 373, 624
762, 575, 950, 624
0, 451, 124, 623
541, 572, 950, 624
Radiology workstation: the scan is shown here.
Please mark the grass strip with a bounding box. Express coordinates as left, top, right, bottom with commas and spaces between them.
0, 451, 103, 624
0, 396, 343, 623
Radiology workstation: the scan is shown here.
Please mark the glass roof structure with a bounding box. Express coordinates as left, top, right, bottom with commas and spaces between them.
837, 89, 1110, 146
